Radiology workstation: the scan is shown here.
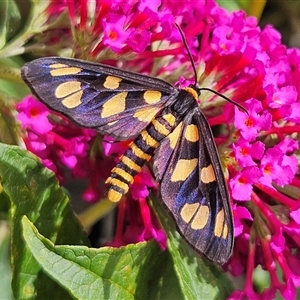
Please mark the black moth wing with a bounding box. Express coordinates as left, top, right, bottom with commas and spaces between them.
153, 107, 234, 264
21, 57, 178, 140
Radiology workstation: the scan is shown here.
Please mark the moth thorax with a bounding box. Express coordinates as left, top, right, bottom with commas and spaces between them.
171, 88, 198, 118
184, 86, 199, 100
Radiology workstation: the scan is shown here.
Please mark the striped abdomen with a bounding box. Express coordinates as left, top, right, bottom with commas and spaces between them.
106, 112, 177, 202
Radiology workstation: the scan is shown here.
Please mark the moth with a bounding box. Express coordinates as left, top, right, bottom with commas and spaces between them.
21, 43, 236, 265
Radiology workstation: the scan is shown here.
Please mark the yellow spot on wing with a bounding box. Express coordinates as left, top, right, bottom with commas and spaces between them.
133, 106, 159, 122
200, 164, 216, 184
103, 76, 122, 89
50, 67, 82, 76
55, 81, 83, 108
185, 124, 199, 142
50, 63, 68, 68
168, 122, 183, 149
56, 81, 81, 98
171, 158, 198, 182
62, 91, 83, 108
101, 92, 127, 118
191, 205, 210, 229
143, 90, 162, 104
131, 143, 151, 161
222, 224, 228, 239
108, 120, 118, 126
180, 203, 199, 223
162, 113, 176, 126
214, 209, 225, 237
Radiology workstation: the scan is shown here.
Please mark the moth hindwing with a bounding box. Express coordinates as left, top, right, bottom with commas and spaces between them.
21, 57, 234, 265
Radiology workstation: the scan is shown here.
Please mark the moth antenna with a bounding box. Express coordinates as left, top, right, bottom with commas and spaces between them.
199, 87, 248, 114
175, 24, 247, 114
175, 23, 198, 85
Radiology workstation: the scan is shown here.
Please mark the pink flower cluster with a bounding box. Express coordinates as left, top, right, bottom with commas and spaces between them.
16, 96, 99, 198
17, 0, 300, 298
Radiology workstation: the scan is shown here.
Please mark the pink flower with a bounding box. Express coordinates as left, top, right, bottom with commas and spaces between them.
16, 96, 98, 199
260, 139, 298, 187
130, 172, 154, 200
234, 99, 272, 141
16, 96, 54, 134
230, 166, 262, 200
107, 196, 167, 250
102, 16, 129, 52
233, 138, 265, 167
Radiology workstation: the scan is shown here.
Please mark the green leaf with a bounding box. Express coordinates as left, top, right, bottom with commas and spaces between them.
0, 99, 19, 146
0, 142, 234, 299
0, 0, 21, 49
0, 185, 10, 216
0, 143, 90, 299
0, 220, 13, 300
22, 216, 183, 300
0, 143, 184, 299
0, 58, 29, 99
151, 197, 234, 299
0, 0, 51, 58
0, 57, 32, 146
